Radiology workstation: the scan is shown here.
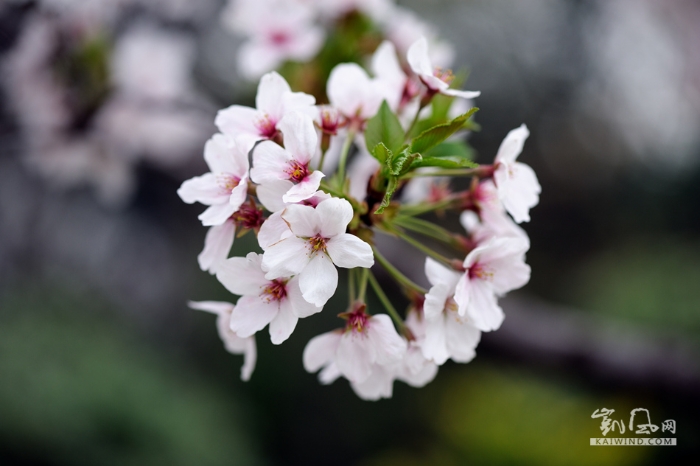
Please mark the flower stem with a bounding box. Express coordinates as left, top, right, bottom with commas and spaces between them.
401, 167, 486, 179
368, 270, 405, 330
393, 215, 460, 248
336, 129, 356, 189
394, 228, 454, 266
357, 267, 369, 302
348, 267, 356, 305
397, 196, 458, 216
405, 101, 427, 140
371, 245, 427, 294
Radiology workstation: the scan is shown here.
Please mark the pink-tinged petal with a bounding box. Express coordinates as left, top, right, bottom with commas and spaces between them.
256, 71, 292, 118
336, 332, 374, 383
282, 171, 325, 203
319, 362, 341, 385
493, 162, 511, 200
327, 63, 374, 118
368, 314, 407, 365
262, 235, 310, 279
303, 331, 341, 372
501, 162, 540, 223
287, 276, 322, 318
229, 295, 279, 337
423, 283, 450, 320
282, 90, 317, 115
399, 356, 438, 388
281, 204, 319, 237
216, 252, 269, 296
445, 316, 480, 363
407, 37, 434, 77
421, 74, 449, 93
268, 298, 298, 345
278, 112, 318, 163
475, 237, 529, 267
256, 180, 293, 212
240, 337, 257, 381
491, 257, 531, 295
351, 366, 394, 401
466, 279, 503, 332
326, 234, 374, 268
215, 104, 259, 138
257, 211, 292, 250
453, 272, 471, 315
238, 40, 284, 80
198, 221, 236, 274
178, 173, 227, 205
315, 197, 354, 237
495, 124, 529, 164
299, 253, 338, 306
228, 180, 248, 212
204, 133, 250, 176
442, 88, 481, 99
424, 257, 461, 290
250, 141, 292, 184
198, 202, 238, 227
347, 150, 380, 201
188, 300, 233, 315
371, 41, 404, 110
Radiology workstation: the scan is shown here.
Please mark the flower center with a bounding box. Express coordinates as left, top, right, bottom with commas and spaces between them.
307, 234, 327, 253
262, 279, 287, 302
219, 174, 241, 194
269, 31, 290, 46
255, 114, 278, 139
232, 202, 264, 230
433, 67, 455, 85
468, 262, 494, 281
286, 160, 309, 183
345, 306, 369, 333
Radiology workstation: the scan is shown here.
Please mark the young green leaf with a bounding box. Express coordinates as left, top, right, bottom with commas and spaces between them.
410, 156, 479, 170
409, 107, 479, 155
364, 101, 405, 155
371, 142, 392, 164
374, 177, 399, 214
424, 140, 475, 159
388, 148, 421, 176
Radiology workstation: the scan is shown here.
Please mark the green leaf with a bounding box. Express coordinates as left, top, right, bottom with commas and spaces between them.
374, 177, 399, 214
371, 142, 392, 164
388, 148, 421, 176
410, 157, 479, 170
409, 107, 479, 155
424, 140, 475, 159
365, 101, 405, 155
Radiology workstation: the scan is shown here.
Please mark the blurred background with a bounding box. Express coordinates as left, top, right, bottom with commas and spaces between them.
1, 0, 699, 464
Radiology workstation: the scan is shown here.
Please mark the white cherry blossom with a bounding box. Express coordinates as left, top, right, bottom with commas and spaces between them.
215, 71, 316, 147
407, 37, 481, 100
250, 112, 325, 203
188, 301, 257, 381
261, 197, 374, 306
303, 310, 407, 387
216, 252, 322, 344
422, 258, 482, 364
492, 124, 541, 223
177, 134, 252, 226
222, 0, 324, 79
454, 237, 531, 332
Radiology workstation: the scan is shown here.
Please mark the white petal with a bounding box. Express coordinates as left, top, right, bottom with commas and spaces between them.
256, 71, 291, 118
198, 221, 236, 274
303, 331, 341, 372
442, 88, 481, 99
198, 202, 238, 227
368, 314, 407, 365
407, 37, 434, 77
229, 295, 279, 337
215, 105, 259, 138
250, 141, 291, 184
240, 337, 257, 381
466, 279, 503, 332
262, 235, 310, 279
350, 366, 394, 401
204, 133, 250, 177
238, 40, 284, 81
422, 316, 449, 365
495, 124, 529, 164
336, 332, 374, 383
278, 112, 318, 164
282, 90, 317, 115
216, 252, 269, 296
318, 362, 342, 385
501, 162, 541, 223
282, 170, 325, 203
268, 298, 298, 345
299, 253, 338, 307
424, 257, 460, 290
256, 180, 293, 213
327, 63, 374, 118
228, 180, 248, 212
281, 203, 319, 237
315, 197, 354, 237
445, 317, 480, 363
287, 276, 322, 318
188, 300, 233, 315
423, 283, 450, 320
257, 211, 292, 250
177, 173, 227, 205
326, 234, 374, 268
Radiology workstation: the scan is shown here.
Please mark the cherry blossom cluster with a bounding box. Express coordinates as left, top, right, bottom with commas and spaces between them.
182, 37, 541, 400
221, 0, 454, 80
